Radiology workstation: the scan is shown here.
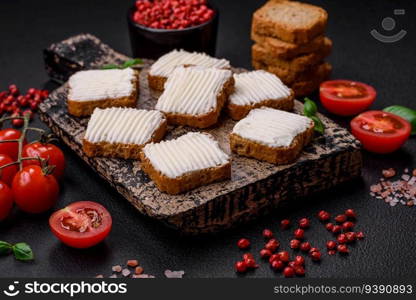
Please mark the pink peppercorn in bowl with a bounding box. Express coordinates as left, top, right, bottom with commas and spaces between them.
127, 0, 219, 59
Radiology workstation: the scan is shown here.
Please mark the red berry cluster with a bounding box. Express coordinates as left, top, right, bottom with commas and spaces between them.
132, 0, 215, 30
319, 209, 364, 255
0, 85, 48, 127
234, 209, 365, 277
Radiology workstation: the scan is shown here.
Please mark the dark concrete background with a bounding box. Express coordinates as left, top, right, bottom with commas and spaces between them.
0, 0, 415, 278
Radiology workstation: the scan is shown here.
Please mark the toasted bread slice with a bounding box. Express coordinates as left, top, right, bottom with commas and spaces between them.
252, 60, 332, 86
227, 70, 294, 120
155, 66, 234, 128
83, 108, 166, 159
251, 32, 330, 60
291, 62, 332, 96
251, 37, 331, 73
140, 132, 231, 195
67, 68, 139, 117
252, 0, 328, 44
230, 107, 314, 165
148, 49, 231, 91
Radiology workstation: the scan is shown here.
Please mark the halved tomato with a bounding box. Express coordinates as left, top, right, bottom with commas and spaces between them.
320, 80, 377, 116
49, 201, 112, 248
350, 111, 411, 153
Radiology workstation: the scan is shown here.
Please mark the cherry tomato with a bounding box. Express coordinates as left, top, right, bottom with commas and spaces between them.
12, 165, 59, 214
49, 201, 112, 248
22, 142, 65, 179
0, 181, 13, 221
0, 154, 18, 186
351, 110, 411, 153
0, 129, 26, 160
320, 80, 377, 116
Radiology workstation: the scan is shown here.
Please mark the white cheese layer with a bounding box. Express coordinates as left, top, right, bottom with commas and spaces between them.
84, 108, 164, 145
232, 107, 312, 147
68, 68, 136, 102
230, 70, 292, 106
149, 49, 230, 78
155, 66, 232, 115
143, 132, 229, 179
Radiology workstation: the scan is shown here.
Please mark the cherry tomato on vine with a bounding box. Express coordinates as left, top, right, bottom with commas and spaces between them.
320, 80, 377, 116
0, 181, 13, 221
0, 129, 26, 160
0, 154, 18, 186
350, 110, 411, 153
12, 165, 59, 214
49, 201, 112, 248
22, 142, 65, 179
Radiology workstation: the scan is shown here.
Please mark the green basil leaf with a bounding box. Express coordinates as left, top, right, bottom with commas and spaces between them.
101, 64, 121, 70
122, 58, 143, 68
303, 97, 318, 117
383, 105, 416, 135
12, 243, 34, 261
0, 241, 12, 256
310, 116, 325, 134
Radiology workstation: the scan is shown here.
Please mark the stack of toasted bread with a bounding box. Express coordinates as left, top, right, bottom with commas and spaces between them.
251, 0, 332, 96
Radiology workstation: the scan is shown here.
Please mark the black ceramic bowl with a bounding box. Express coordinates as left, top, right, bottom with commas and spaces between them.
127, 3, 219, 59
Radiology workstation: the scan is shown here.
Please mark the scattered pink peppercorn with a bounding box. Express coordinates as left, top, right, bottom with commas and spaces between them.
289, 239, 301, 249
262, 229, 274, 239
300, 242, 311, 252
237, 238, 250, 249
293, 228, 305, 239
317, 210, 330, 221
283, 267, 295, 277
280, 219, 291, 229
344, 209, 356, 218
335, 214, 347, 223
298, 218, 310, 229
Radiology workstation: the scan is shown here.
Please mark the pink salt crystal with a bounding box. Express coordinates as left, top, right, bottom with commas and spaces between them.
122, 268, 131, 277
112, 265, 122, 273
164, 270, 185, 278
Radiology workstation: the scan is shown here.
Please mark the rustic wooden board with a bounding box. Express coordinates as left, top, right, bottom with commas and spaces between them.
39, 34, 362, 234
